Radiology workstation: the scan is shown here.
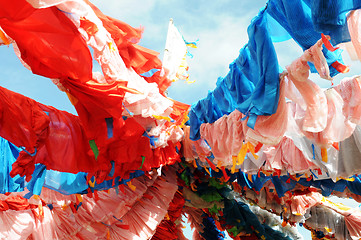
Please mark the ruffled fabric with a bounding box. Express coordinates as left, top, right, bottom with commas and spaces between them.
261, 136, 319, 175
305, 205, 351, 240
347, 10, 361, 61
302, 88, 355, 148
83, 0, 171, 93
238, 185, 361, 239
200, 110, 244, 165
0, 167, 178, 240
285, 40, 329, 133
244, 75, 288, 145
189, 7, 280, 140
266, 0, 346, 76
150, 191, 185, 240
334, 76, 361, 125
182, 126, 211, 162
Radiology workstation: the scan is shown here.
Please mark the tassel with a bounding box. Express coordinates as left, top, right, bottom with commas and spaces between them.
331, 61, 350, 73
106, 229, 110, 239
332, 142, 339, 150
205, 158, 217, 171
139, 156, 145, 169
237, 143, 248, 165
254, 142, 263, 153
247, 174, 253, 183
94, 190, 99, 201
0, 29, 10, 45
108, 42, 116, 52
321, 148, 328, 163
38, 203, 44, 220
311, 144, 316, 160
321, 33, 339, 51
204, 166, 211, 176
193, 159, 197, 168
221, 167, 230, 182
231, 156, 237, 174
118, 185, 125, 194
127, 181, 136, 191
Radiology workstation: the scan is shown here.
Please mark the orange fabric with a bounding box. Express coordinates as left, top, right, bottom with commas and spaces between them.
0, 5, 92, 81
169, 99, 190, 125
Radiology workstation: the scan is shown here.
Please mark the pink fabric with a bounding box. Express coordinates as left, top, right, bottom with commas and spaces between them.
200, 110, 244, 165
0, 210, 35, 240
0, 168, 178, 240
32, 207, 58, 240
303, 89, 356, 147
290, 191, 323, 215
335, 76, 361, 125
348, 10, 361, 62
182, 126, 211, 162
321, 199, 361, 240
245, 77, 288, 145
286, 39, 331, 81
286, 71, 328, 133
262, 136, 319, 174
285, 39, 329, 133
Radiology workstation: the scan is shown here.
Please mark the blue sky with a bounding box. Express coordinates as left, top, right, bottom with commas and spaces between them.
1, 0, 361, 239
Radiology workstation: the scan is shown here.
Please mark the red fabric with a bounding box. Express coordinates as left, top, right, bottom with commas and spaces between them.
0, 195, 38, 211
0, 86, 98, 180
0, 87, 49, 153
60, 77, 127, 142
0, 84, 180, 182
35, 104, 98, 175
0, 86, 49, 180
94, 117, 181, 182
84, 0, 172, 93
98, 118, 150, 182
0, 5, 92, 81
80, 17, 99, 36
0, 0, 35, 21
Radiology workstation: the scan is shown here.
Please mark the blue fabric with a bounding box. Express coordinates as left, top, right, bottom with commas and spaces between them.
271, 175, 297, 197
265, 13, 292, 42
189, 8, 280, 140
345, 176, 361, 196
105, 117, 114, 139
310, 0, 361, 44
27, 164, 47, 196
266, 0, 346, 77
200, 215, 226, 240
204, 165, 361, 198
0, 138, 24, 193
43, 168, 88, 195
222, 199, 291, 240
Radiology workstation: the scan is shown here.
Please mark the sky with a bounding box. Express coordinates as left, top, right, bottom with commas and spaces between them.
1, 0, 361, 239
